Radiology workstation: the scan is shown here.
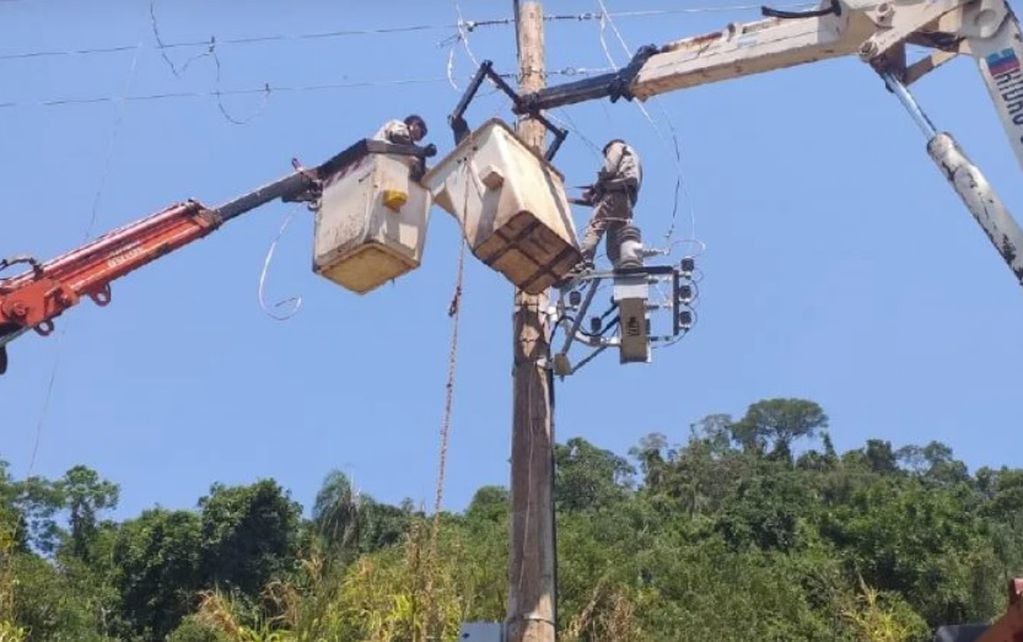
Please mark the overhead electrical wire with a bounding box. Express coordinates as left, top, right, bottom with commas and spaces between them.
0, 3, 814, 63
0, 77, 448, 110
0, 67, 610, 111
25, 37, 145, 479
0, 22, 463, 62
148, 0, 273, 126
150, 0, 210, 78
85, 43, 142, 238
594, 0, 698, 247
209, 48, 271, 125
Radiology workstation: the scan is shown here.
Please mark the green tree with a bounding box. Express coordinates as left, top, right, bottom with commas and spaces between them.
629, 433, 670, 491
716, 468, 818, 552
112, 509, 202, 639
13, 475, 63, 555
822, 479, 1002, 624
555, 437, 634, 512
10, 554, 111, 641
731, 399, 828, 460
864, 440, 899, 475
199, 480, 301, 598
57, 466, 119, 562
310, 471, 411, 559
312, 470, 362, 558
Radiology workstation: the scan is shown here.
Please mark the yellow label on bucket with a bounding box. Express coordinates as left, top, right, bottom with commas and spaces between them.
382, 190, 408, 212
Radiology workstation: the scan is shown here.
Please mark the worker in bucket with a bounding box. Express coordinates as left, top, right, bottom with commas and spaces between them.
576, 138, 643, 270
372, 114, 433, 180
373, 114, 429, 146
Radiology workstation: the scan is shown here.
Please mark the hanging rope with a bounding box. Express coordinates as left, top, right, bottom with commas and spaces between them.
423, 237, 467, 635
257, 210, 303, 321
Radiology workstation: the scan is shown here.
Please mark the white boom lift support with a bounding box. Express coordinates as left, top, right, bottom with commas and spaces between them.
446, 0, 1023, 374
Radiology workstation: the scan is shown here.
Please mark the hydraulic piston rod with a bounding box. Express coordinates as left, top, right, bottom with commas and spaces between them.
884, 72, 1023, 286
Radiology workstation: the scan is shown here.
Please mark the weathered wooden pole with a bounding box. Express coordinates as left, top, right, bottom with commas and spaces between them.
507, 2, 556, 641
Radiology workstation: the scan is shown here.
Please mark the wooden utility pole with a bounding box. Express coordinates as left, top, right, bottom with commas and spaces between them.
508, 2, 556, 642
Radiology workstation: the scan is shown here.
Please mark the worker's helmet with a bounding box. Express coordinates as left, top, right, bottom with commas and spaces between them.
602, 139, 627, 155
404, 114, 428, 137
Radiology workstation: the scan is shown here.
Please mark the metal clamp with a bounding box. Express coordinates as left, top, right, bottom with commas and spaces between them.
512, 44, 659, 114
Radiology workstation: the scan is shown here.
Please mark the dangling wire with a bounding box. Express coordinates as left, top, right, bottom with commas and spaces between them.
210, 43, 271, 125
443, 0, 507, 100
453, 0, 482, 67
27, 33, 143, 480
149, 0, 213, 78
257, 210, 303, 321
150, 0, 270, 125
445, 45, 461, 91
549, 108, 603, 159
594, 0, 700, 251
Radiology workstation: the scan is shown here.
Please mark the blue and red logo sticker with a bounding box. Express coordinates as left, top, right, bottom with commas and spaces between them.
987, 48, 1021, 76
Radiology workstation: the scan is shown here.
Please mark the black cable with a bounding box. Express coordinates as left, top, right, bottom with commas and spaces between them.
546, 362, 559, 640
0, 255, 43, 277
762, 0, 839, 19
555, 313, 619, 339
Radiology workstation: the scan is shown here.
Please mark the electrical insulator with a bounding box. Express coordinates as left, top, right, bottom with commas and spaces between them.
680, 257, 696, 274
589, 317, 602, 334
678, 310, 693, 328
569, 290, 582, 306
678, 284, 693, 302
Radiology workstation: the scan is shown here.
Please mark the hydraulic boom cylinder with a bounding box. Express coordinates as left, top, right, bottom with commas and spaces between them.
884, 72, 1023, 287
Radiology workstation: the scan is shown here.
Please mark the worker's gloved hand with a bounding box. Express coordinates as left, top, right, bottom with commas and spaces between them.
581, 185, 601, 205
423, 143, 438, 157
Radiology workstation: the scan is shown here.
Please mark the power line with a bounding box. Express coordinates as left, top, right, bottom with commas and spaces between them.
150, 0, 212, 78
85, 42, 142, 236
0, 3, 811, 63
0, 22, 464, 62
594, 0, 697, 245
0, 67, 608, 111
25, 34, 146, 480
0, 77, 448, 109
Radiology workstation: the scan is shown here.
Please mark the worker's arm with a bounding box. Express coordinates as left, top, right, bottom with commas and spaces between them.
375, 120, 414, 145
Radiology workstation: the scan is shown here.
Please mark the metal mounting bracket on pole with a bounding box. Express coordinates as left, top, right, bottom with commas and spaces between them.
551, 261, 697, 378
513, 44, 659, 114
447, 60, 569, 161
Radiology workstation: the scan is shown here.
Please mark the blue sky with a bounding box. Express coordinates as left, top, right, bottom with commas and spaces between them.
4, 0, 1023, 521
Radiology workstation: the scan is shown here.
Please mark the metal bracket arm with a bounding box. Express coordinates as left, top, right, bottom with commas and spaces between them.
514, 45, 659, 113
238, 139, 438, 218
447, 60, 569, 161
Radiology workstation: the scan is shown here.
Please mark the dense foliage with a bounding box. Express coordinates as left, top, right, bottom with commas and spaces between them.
2, 398, 1022, 641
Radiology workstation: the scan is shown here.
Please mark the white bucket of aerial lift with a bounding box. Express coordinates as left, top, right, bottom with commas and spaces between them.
422, 118, 582, 294
313, 152, 430, 294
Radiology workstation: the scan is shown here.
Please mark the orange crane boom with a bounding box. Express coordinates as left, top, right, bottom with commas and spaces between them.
0, 138, 433, 375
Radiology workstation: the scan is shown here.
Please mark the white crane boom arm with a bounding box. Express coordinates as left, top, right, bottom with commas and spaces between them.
962, 4, 1023, 169
508, 0, 1023, 288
